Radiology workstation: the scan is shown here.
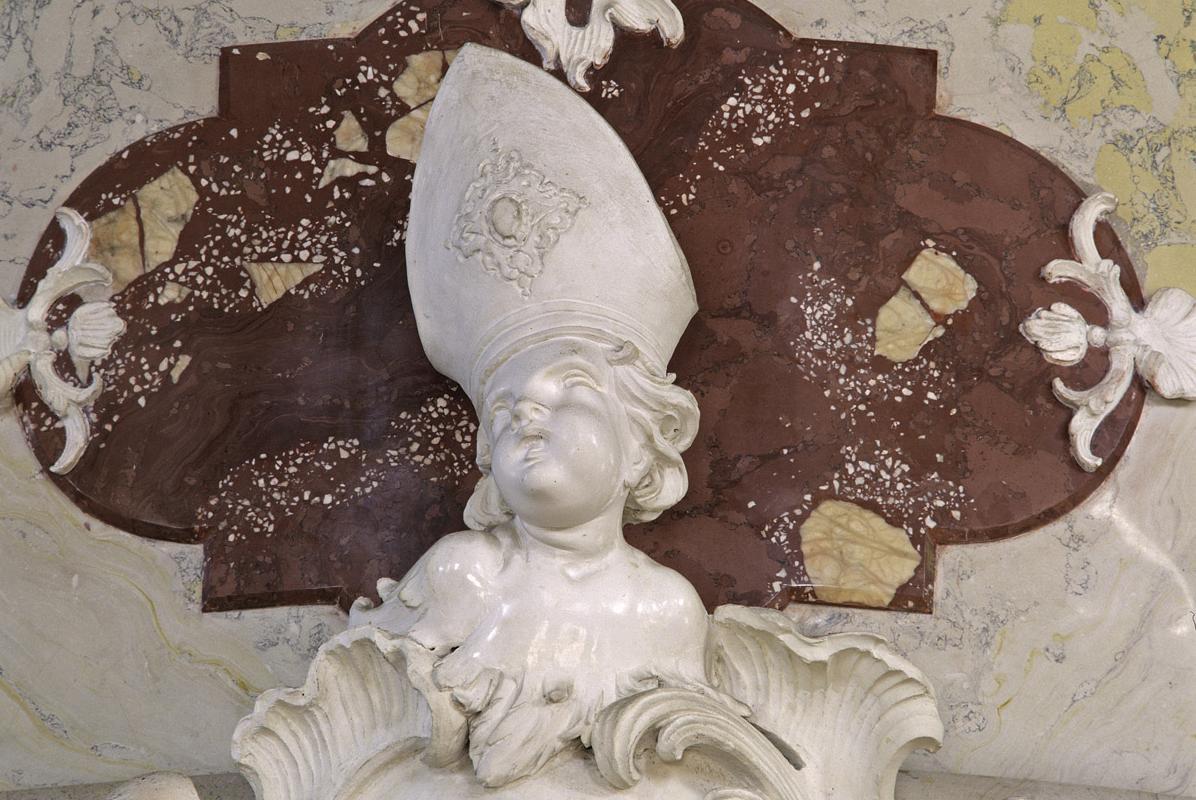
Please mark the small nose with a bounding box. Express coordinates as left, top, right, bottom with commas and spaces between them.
511, 400, 543, 430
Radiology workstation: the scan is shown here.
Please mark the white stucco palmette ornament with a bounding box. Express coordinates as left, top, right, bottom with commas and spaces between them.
230, 44, 943, 799
488, 0, 684, 91
450, 148, 589, 297
0, 208, 125, 473
1021, 192, 1196, 471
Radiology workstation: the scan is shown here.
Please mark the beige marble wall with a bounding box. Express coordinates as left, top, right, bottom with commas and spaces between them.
789, 395, 1196, 796
1, 0, 1193, 795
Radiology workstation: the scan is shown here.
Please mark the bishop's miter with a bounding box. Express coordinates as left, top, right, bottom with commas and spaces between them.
407, 43, 698, 404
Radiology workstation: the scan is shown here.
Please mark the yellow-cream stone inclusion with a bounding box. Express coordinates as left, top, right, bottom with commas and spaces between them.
244, 262, 324, 308
903, 248, 978, 315
136, 166, 199, 273
873, 286, 943, 362
800, 499, 921, 608
87, 200, 142, 293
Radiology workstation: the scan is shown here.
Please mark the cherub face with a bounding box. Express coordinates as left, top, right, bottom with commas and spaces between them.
481, 337, 637, 530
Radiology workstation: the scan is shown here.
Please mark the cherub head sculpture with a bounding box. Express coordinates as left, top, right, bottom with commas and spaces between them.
464, 336, 699, 535
408, 44, 701, 544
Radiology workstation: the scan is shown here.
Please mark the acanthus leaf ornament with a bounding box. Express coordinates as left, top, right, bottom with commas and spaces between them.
231, 627, 468, 800
590, 686, 811, 800
491, 0, 684, 91
2, 208, 125, 473
234, 604, 942, 799
706, 606, 944, 800
1020, 302, 1093, 367
1021, 192, 1196, 472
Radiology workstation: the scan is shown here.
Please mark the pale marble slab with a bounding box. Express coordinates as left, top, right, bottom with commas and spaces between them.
0, 4, 385, 788
0, 409, 346, 789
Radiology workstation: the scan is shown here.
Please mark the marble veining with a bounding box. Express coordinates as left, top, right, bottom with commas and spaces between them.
2, 0, 1195, 795
0, 412, 345, 790
787, 398, 1196, 794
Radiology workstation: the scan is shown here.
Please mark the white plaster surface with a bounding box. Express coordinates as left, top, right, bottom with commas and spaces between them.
2, 0, 1195, 796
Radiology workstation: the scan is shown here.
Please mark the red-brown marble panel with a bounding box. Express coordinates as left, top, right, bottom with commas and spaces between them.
16, 0, 1142, 613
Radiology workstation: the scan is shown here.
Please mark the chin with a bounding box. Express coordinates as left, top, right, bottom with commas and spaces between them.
501, 470, 616, 526
512, 502, 591, 530
511, 497, 608, 530
514, 468, 583, 502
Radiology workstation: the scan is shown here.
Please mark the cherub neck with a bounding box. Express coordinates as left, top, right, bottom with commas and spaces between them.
514, 497, 627, 567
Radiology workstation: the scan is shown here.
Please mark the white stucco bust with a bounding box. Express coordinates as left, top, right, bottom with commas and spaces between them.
345, 44, 712, 782
231, 44, 944, 800
351, 334, 710, 784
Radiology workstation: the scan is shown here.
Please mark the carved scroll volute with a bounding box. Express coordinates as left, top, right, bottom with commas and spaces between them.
591, 687, 811, 800
587, 606, 943, 800
3, 208, 125, 474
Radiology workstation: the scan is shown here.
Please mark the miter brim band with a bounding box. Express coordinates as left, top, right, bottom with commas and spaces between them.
468, 299, 672, 403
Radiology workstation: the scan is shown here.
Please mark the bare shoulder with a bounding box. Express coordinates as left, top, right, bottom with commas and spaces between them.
416, 527, 506, 588
626, 546, 707, 614
348, 527, 509, 649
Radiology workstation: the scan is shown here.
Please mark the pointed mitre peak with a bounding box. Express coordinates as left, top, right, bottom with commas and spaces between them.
406, 44, 697, 405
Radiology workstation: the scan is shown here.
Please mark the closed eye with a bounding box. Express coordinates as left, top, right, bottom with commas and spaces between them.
488, 403, 511, 430
561, 369, 599, 391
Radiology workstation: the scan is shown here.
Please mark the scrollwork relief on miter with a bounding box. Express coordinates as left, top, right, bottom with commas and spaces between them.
450, 148, 588, 298
1, 209, 125, 473
1021, 192, 1196, 471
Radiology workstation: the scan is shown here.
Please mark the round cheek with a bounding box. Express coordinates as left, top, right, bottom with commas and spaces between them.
551, 403, 625, 486
489, 430, 522, 479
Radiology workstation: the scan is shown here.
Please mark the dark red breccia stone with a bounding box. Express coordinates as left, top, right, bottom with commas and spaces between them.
17, 0, 1142, 613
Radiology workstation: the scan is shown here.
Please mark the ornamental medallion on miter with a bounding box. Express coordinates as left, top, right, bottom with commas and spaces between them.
450, 148, 588, 297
